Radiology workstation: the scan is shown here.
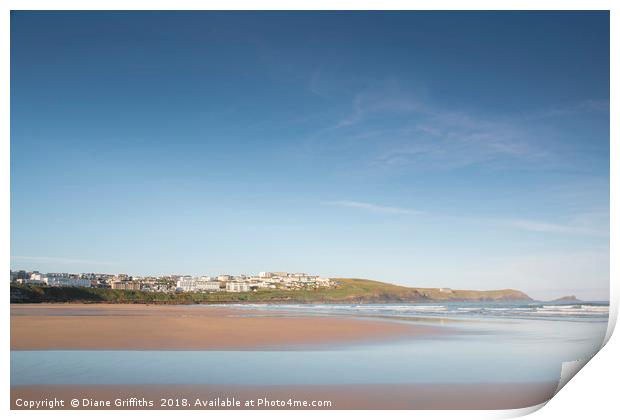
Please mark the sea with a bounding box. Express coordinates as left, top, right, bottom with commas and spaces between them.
218, 300, 611, 322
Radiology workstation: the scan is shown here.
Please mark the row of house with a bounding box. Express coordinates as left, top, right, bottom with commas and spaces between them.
174, 276, 250, 293
15, 274, 92, 288
11, 270, 334, 293
174, 272, 333, 293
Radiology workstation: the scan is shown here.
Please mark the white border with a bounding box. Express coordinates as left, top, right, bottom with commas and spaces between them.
2, 2, 617, 420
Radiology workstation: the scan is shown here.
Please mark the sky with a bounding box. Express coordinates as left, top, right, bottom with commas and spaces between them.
10, 11, 610, 300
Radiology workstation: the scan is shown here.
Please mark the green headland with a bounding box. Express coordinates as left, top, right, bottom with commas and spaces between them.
10, 278, 532, 304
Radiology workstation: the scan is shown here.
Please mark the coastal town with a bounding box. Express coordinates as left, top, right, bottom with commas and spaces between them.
9, 270, 335, 293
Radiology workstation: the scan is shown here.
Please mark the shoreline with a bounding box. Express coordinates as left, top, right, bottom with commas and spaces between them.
11, 303, 447, 351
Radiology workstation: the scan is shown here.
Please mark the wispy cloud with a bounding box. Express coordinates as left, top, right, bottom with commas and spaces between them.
523, 99, 610, 121
503, 220, 595, 235
326, 200, 422, 215
334, 84, 422, 130
370, 107, 549, 171
498, 215, 609, 237
305, 81, 606, 173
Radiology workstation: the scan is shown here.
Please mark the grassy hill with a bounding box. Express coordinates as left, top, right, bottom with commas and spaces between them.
10, 278, 532, 304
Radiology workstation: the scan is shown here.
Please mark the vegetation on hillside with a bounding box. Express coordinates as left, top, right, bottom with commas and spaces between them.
10, 278, 532, 304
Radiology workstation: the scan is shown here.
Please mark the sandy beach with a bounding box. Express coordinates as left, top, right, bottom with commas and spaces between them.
11, 303, 445, 350
11, 383, 558, 410
11, 304, 565, 410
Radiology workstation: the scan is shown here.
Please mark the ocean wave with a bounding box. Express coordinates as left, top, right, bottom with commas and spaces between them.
216, 302, 609, 321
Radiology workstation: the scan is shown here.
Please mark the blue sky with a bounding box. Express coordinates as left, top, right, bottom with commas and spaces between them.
10, 11, 609, 300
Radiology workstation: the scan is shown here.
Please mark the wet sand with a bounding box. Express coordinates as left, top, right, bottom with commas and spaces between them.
11, 304, 559, 410
11, 383, 558, 410
11, 304, 445, 350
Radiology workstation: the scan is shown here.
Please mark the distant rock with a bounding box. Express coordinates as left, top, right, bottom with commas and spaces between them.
549, 295, 581, 303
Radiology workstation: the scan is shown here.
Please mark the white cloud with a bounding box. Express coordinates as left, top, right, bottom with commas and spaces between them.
313, 82, 606, 173
499, 212, 609, 237
333, 82, 422, 129
502, 220, 602, 236
524, 99, 610, 120
327, 200, 421, 215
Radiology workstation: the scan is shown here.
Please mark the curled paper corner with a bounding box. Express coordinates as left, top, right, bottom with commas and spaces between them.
553, 298, 616, 398
498, 401, 549, 419
554, 356, 594, 396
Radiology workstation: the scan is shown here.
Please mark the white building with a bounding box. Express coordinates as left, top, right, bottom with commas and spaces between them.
24, 278, 47, 285
46, 276, 91, 288
217, 274, 233, 281
176, 278, 220, 292
316, 277, 332, 285
226, 282, 250, 292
